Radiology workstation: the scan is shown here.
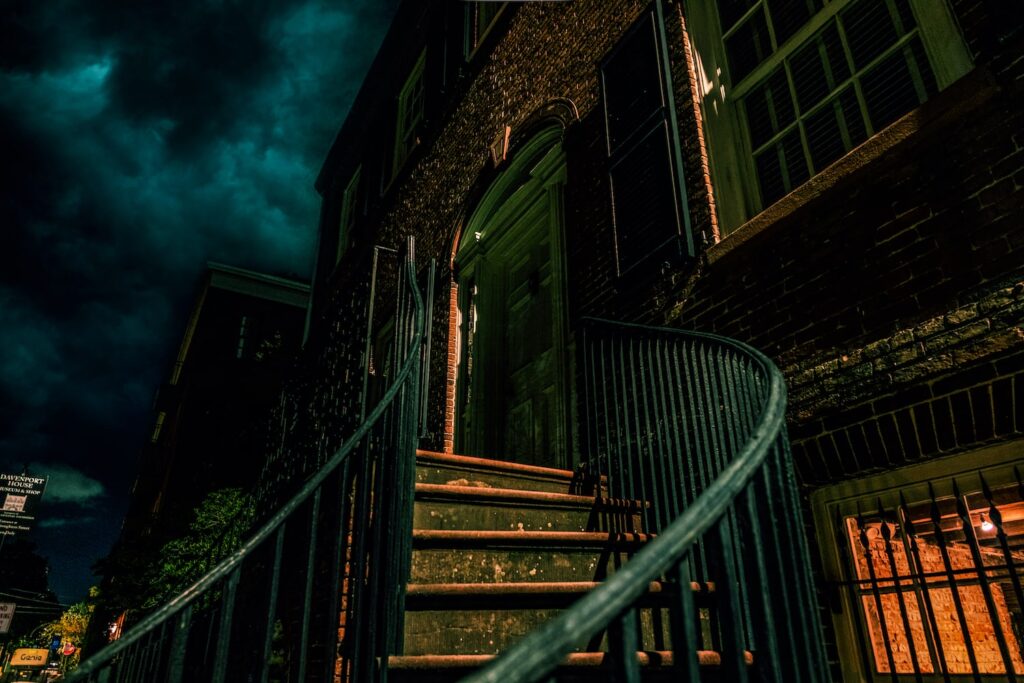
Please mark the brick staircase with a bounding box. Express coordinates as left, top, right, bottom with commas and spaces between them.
384, 450, 734, 682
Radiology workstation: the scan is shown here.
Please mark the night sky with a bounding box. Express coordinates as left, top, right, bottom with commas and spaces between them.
1, 0, 398, 603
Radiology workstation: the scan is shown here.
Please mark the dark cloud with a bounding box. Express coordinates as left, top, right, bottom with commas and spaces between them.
1, 0, 397, 602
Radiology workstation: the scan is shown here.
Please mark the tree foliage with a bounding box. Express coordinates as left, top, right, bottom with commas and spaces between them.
147, 488, 253, 606
96, 488, 254, 618
38, 586, 98, 673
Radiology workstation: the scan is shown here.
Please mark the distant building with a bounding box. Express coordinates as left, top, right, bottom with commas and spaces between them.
124, 263, 309, 542
91, 264, 308, 649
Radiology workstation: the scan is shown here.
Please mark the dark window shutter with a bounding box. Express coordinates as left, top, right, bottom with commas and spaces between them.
602, 13, 663, 152
601, 3, 693, 276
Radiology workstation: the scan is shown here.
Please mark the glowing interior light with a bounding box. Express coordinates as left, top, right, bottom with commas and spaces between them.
981, 515, 995, 532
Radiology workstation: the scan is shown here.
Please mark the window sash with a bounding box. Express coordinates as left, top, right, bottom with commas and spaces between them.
465, 2, 506, 58
336, 167, 361, 265
393, 50, 427, 177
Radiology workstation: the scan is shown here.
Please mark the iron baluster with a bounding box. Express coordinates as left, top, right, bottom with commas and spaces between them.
857, 504, 899, 681
259, 525, 285, 683
666, 557, 702, 680
712, 512, 750, 683
980, 473, 1024, 642
624, 336, 650, 531
166, 604, 192, 683
833, 507, 877, 681
211, 565, 241, 683
896, 493, 948, 681
741, 475, 785, 683
876, 499, 923, 682
952, 479, 1018, 681
927, 483, 983, 682
296, 488, 321, 682
607, 608, 641, 683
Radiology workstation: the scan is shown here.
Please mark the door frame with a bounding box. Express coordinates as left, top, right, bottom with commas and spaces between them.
452, 126, 572, 467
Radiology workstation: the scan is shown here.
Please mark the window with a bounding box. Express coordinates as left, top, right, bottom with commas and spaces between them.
336, 166, 361, 265
688, 0, 972, 232
393, 49, 427, 178
236, 315, 249, 359
601, 2, 694, 276
812, 448, 1024, 680
465, 2, 505, 58
150, 411, 166, 444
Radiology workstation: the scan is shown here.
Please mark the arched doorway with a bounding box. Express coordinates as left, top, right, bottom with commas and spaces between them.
454, 126, 571, 468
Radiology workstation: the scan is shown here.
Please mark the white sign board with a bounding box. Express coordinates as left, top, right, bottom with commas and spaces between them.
0, 602, 16, 634
0, 473, 47, 536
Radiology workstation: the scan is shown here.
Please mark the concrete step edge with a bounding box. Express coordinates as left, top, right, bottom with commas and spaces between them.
411, 529, 655, 548
415, 483, 645, 509
416, 450, 579, 481
403, 580, 715, 610
389, 650, 751, 670
406, 580, 711, 597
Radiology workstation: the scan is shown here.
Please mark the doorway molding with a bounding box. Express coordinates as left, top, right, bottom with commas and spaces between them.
448, 123, 572, 465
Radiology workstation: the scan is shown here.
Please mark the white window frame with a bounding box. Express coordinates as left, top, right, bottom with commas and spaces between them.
686, 0, 972, 235
336, 166, 361, 265
465, 2, 507, 60
392, 49, 427, 179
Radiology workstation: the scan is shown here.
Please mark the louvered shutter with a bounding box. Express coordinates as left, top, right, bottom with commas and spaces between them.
602, 3, 693, 276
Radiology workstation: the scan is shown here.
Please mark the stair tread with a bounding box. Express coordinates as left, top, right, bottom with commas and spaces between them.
415, 482, 643, 508
417, 450, 579, 480
407, 580, 710, 596
412, 529, 654, 547
389, 650, 751, 669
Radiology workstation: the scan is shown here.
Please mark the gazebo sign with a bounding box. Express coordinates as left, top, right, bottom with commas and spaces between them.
0, 473, 47, 536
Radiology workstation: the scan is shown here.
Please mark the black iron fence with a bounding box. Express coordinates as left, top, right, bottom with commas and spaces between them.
461, 318, 829, 682
70, 237, 426, 683
830, 467, 1024, 681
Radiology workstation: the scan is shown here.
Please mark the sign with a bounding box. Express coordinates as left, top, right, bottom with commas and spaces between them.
0, 473, 47, 537
0, 602, 14, 634
9, 648, 49, 667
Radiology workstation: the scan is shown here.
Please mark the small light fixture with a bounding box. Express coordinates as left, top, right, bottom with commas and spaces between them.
981, 514, 995, 532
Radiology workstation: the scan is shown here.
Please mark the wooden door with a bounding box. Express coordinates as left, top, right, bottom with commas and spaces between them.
497, 198, 559, 465
455, 134, 570, 467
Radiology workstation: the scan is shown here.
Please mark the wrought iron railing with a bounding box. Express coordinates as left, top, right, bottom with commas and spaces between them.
830, 468, 1024, 680
463, 317, 829, 682
71, 237, 425, 683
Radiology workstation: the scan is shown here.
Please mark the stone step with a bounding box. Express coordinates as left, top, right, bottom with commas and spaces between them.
388, 650, 752, 683
402, 581, 706, 656
416, 450, 597, 495
410, 529, 654, 584
413, 483, 644, 533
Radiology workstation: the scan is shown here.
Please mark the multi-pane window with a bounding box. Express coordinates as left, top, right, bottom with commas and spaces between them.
465, 2, 505, 57
336, 167, 361, 265
689, 0, 972, 231
393, 49, 426, 177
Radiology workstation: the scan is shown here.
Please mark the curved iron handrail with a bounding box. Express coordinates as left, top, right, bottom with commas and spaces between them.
71, 240, 426, 682
462, 318, 828, 683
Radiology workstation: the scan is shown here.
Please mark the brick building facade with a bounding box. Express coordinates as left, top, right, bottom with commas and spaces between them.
263, 1, 1024, 679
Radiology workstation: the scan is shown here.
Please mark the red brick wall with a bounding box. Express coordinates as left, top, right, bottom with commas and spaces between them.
852, 521, 1024, 675
306, 0, 1024, 482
